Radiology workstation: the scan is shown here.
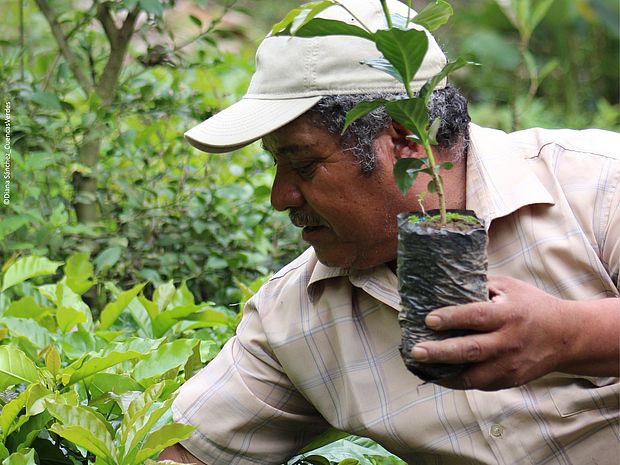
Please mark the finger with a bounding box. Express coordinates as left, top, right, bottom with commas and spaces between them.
412, 333, 500, 365
425, 302, 505, 332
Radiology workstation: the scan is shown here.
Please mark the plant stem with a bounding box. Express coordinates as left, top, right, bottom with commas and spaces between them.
422, 139, 446, 224
380, 0, 393, 28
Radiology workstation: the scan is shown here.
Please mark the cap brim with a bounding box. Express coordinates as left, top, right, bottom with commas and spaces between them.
184, 96, 323, 153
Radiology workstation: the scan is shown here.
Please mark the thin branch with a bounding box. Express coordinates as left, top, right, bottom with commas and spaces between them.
96, 2, 119, 50
33, 0, 94, 93
95, 6, 140, 105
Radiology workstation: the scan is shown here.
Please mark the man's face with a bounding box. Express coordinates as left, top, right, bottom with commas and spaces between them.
263, 115, 414, 270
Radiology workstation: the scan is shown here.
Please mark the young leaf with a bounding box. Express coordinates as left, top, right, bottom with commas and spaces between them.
46, 402, 117, 459
56, 306, 88, 333
418, 57, 473, 102
385, 98, 428, 138
270, 1, 334, 35
99, 282, 147, 331
1, 256, 63, 292
2, 448, 36, 465
282, 18, 373, 41
59, 346, 144, 385
530, 0, 555, 34
153, 281, 176, 313
290, 1, 335, 35
133, 424, 196, 464
0, 345, 39, 390
341, 99, 388, 134
428, 117, 442, 145
132, 339, 199, 385
411, 0, 453, 31
374, 28, 428, 89
87, 373, 143, 401
393, 158, 424, 194
65, 252, 95, 295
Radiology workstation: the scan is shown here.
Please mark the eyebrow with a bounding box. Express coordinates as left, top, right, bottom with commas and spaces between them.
263, 143, 316, 158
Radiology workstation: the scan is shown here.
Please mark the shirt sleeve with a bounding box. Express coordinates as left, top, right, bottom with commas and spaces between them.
172, 291, 330, 465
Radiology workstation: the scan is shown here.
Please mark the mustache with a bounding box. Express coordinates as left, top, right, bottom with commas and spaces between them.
288, 209, 326, 228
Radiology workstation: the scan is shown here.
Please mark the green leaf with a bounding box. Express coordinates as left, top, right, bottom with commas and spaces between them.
428, 117, 442, 145
56, 280, 94, 331
189, 15, 202, 27
153, 281, 175, 313
374, 28, 428, 88
0, 387, 28, 438
4, 296, 54, 329
384, 98, 428, 138
86, 373, 143, 400
342, 99, 388, 134
119, 382, 166, 450
31, 92, 62, 110
419, 57, 472, 101
283, 18, 373, 41
152, 304, 227, 338
65, 252, 95, 295
133, 424, 196, 464
298, 428, 350, 454
56, 306, 87, 333
428, 179, 437, 193
132, 339, 199, 385
1, 449, 36, 465
1, 256, 63, 292
60, 346, 144, 385
99, 283, 146, 331
272, 1, 335, 37
337, 459, 360, 465
94, 247, 122, 274
0, 216, 29, 240
46, 402, 116, 457
393, 158, 426, 193
0, 346, 39, 390
412, 0, 453, 31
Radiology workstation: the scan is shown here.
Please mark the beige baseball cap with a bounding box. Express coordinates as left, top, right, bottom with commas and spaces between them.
185, 0, 447, 153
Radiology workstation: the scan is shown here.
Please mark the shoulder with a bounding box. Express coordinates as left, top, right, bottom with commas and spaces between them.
510, 126, 620, 162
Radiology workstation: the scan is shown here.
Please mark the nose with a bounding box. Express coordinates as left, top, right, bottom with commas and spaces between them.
271, 168, 305, 211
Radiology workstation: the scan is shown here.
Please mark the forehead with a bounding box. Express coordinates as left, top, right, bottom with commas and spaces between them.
262, 114, 340, 156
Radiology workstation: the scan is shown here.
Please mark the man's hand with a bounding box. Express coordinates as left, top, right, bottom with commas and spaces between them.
411, 276, 620, 391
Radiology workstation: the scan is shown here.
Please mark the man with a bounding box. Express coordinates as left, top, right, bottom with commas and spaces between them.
161, 0, 620, 463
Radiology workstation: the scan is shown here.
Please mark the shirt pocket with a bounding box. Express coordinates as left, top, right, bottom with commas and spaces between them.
549, 377, 620, 418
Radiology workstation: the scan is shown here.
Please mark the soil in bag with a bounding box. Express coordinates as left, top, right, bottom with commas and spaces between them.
397, 210, 488, 382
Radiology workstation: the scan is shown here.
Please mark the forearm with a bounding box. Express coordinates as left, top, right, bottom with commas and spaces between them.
559, 297, 620, 377
159, 443, 208, 465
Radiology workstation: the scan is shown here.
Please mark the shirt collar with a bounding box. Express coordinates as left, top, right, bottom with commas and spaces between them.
466, 123, 555, 228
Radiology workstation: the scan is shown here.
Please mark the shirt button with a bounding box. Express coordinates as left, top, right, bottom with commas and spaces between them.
490, 423, 505, 438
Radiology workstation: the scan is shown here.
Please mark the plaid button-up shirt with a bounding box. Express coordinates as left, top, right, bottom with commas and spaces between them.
173, 124, 620, 465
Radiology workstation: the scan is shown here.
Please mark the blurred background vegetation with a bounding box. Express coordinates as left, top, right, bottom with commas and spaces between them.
0, 0, 618, 311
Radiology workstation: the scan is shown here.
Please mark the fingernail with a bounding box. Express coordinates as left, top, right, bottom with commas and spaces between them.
426, 315, 441, 329
412, 346, 428, 361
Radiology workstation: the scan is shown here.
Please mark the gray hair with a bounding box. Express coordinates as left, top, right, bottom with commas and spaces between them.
308, 86, 471, 174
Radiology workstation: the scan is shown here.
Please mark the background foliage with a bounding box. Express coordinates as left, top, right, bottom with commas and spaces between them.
0, 0, 618, 463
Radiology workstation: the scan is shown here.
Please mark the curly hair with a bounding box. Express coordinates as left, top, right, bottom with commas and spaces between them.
307, 86, 471, 174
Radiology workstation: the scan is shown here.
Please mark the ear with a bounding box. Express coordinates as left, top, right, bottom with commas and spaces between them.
384, 121, 426, 161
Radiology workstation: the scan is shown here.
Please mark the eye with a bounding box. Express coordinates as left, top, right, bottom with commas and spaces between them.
294, 162, 317, 179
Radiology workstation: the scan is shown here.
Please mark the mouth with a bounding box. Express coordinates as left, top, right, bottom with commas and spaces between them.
301, 225, 328, 240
